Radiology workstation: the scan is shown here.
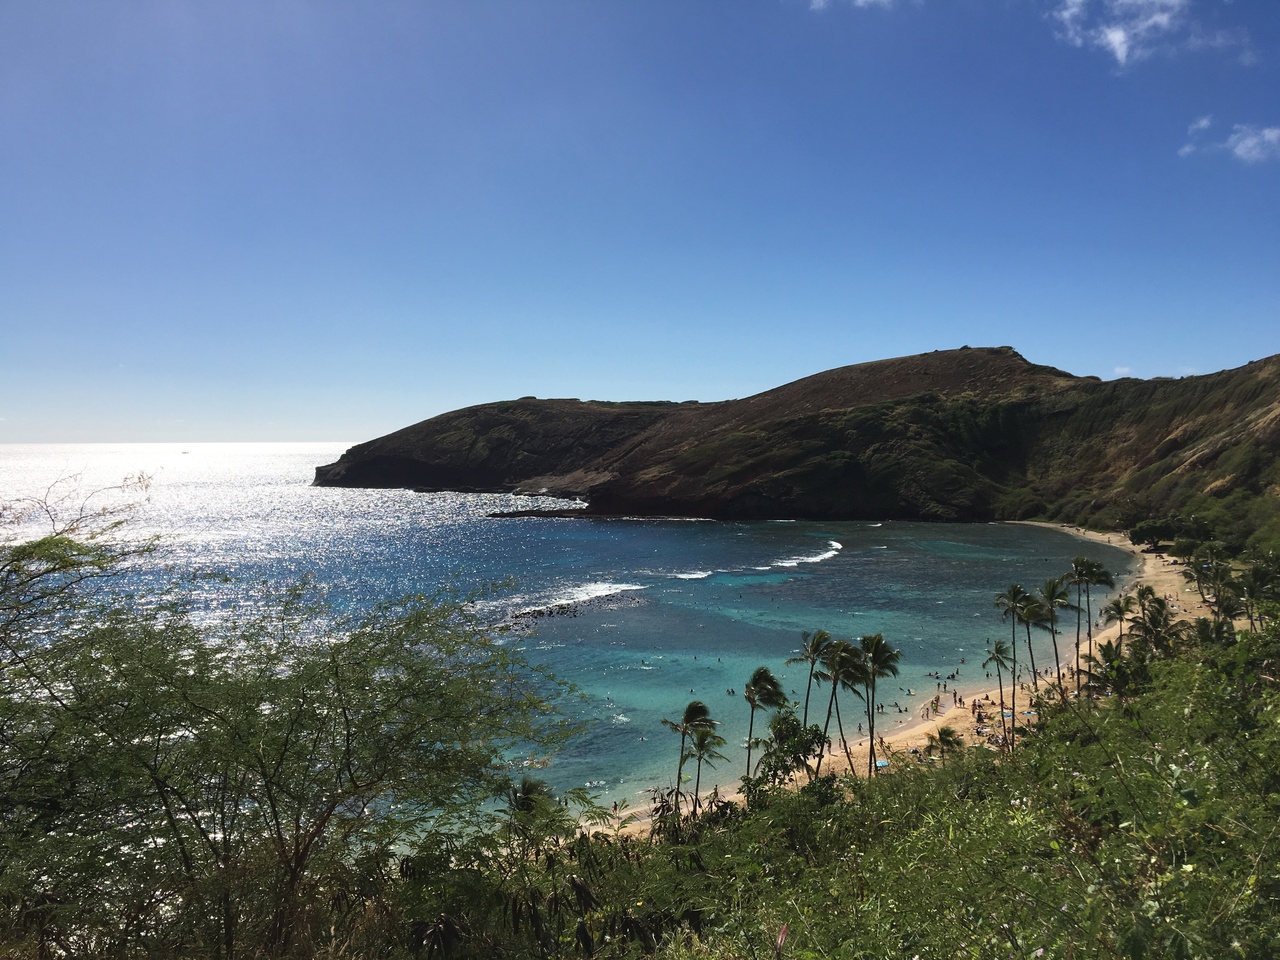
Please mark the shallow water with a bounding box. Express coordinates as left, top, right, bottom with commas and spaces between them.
1, 442, 1136, 807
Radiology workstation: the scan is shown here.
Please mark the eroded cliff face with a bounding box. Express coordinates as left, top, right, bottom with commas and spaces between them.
314, 347, 1280, 541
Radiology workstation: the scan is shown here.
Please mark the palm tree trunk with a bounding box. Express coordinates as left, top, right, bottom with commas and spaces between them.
745, 707, 756, 780
995, 667, 1008, 753
1009, 649, 1017, 754
1048, 618, 1064, 700
815, 685, 838, 776
1085, 585, 1095, 667
866, 680, 877, 778
833, 693, 853, 772
1023, 621, 1039, 691
674, 734, 687, 818
1074, 584, 1084, 696
1010, 618, 1019, 689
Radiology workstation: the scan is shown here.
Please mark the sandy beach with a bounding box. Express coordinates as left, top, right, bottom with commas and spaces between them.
807, 522, 1214, 779
607, 522, 1214, 829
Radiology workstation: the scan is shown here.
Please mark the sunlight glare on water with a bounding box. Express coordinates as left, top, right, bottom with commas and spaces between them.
1, 442, 1137, 807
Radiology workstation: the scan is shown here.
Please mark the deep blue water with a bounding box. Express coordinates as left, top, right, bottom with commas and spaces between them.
1, 442, 1137, 807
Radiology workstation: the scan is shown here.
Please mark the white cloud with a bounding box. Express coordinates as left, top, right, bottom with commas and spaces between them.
1226, 125, 1280, 164
1054, 0, 1090, 44
1187, 23, 1255, 64
1185, 120, 1280, 164
815, 0, 1251, 69
1177, 115, 1212, 157
810, 0, 893, 8
1099, 25, 1131, 64
1114, 366, 1133, 376
1048, 0, 1249, 66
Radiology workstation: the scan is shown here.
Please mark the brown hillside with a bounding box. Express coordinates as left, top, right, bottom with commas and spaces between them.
565, 346, 1085, 490
314, 347, 1280, 550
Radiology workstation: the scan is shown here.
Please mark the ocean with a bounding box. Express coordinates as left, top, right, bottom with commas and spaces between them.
1, 441, 1136, 808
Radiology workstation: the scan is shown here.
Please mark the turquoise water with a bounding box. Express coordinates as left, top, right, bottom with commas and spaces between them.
0, 442, 1136, 807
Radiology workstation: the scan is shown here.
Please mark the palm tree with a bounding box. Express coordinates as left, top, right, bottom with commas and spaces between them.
1083, 560, 1115, 666
1017, 594, 1045, 692
1101, 593, 1136, 643
1037, 576, 1073, 697
983, 639, 1014, 752
1239, 552, 1280, 629
859, 633, 901, 777
926, 725, 963, 766
1186, 615, 1236, 650
507, 774, 555, 817
814, 640, 863, 776
743, 666, 787, 778
1135, 583, 1157, 618
661, 700, 716, 818
686, 727, 727, 814
1128, 595, 1187, 658
1235, 564, 1276, 632
505, 776, 573, 848
1211, 592, 1246, 630
1081, 638, 1130, 700
785, 629, 831, 727
835, 647, 869, 772
1183, 543, 1231, 612
994, 584, 1026, 700
1067, 557, 1090, 693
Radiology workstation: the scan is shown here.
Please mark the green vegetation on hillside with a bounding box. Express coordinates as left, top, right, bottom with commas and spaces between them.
0, 507, 581, 959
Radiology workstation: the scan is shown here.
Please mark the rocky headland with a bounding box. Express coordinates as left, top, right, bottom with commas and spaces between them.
314, 346, 1280, 549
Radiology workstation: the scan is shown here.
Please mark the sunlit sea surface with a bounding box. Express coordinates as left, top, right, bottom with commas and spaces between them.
1, 442, 1136, 807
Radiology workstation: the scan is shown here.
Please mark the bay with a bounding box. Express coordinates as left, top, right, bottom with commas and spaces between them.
0, 442, 1137, 808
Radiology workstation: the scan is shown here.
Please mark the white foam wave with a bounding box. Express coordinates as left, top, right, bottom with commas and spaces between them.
673, 570, 713, 580
511, 581, 648, 616
773, 540, 843, 568
554, 581, 647, 604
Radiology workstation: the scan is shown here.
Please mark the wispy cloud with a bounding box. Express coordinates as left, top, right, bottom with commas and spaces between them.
816, 1, 1251, 67
1179, 119, 1280, 164
1226, 125, 1280, 164
1052, 0, 1196, 66
1187, 115, 1213, 135
1178, 114, 1212, 156
1114, 365, 1133, 376
810, 0, 894, 9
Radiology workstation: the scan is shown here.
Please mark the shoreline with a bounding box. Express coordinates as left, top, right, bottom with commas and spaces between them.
807, 522, 1209, 778
608, 521, 1210, 831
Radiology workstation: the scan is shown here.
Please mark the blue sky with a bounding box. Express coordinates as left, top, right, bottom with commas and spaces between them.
1, 0, 1276, 442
